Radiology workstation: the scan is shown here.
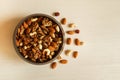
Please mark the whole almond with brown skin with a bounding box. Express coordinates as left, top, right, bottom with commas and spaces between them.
51, 62, 57, 69
53, 12, 60, 16
74, 29, 80, 34
73, 51, 78, 58
66, 38, 71, 45
59, 59, 68, 64
66, 31, 74, 35
74, 38, 80, 46
61, 18, 66, 25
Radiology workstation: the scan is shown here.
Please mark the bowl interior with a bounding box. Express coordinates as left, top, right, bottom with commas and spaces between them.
13, 13, 65, 65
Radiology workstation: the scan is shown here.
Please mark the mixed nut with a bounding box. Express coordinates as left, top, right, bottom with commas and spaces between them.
61, 18, 67, 25
64, 50, 71, 56
66, 38, 72, 45
59, 59, 68, 64
73, 51, 78, 58
53, 12, 60, 16
15, 16, 64, 63
51, 62, 57, 69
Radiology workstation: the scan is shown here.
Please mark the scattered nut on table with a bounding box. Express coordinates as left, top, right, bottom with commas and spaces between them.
68, 23, 76, 28
74, 29, 80, 34
59, 59, 68, 64
66, 30, 75, 35
57, 55, 62, 60
73, 51, 78, 58
65, 50, 71, 56
51, 62, 57, 69
61, 18, 67, 25
66, 38, 72, 45
74, 38, 80, 46
53, 12, 60, 16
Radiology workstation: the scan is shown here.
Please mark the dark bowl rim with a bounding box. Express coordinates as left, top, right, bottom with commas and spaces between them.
13, 13, 65, 65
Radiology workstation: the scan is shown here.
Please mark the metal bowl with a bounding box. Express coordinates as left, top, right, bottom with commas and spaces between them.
13, 13, 65, 65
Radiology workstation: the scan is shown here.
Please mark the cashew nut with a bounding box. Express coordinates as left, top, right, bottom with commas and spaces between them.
43, 49, 50, 55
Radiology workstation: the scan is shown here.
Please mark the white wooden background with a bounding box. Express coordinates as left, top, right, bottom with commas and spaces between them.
0, 0, 120, 80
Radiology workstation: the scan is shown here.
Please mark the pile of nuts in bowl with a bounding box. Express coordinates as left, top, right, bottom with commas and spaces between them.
15, 15, 64, 63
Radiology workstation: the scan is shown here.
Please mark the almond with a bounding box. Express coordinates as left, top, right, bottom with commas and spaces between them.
51, 62, 57, 69
59, 59, 68, 64
73, 51, 78, 58
61, 18, 66, 25
74, 29, 80, 34
65, 50, 71, 56
48, 46, 55, 51
26, 19, 32, 25
49, 27, 55, 33
51, 42, 58, 48
32, 48, 36, 53
74, 38, 80, 46
66, 30, 74, 35
66, 38, 72, 45
23, 22, 28, 29
53, 12, 60, 16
